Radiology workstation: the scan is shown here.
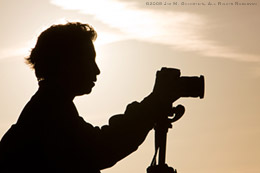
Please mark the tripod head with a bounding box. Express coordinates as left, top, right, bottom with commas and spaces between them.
147, 105, 185, 173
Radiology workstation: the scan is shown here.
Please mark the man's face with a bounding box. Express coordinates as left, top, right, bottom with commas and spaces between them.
65, 41, 100, 96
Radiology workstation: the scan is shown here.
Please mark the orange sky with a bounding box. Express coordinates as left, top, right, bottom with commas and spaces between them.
0, 0, 260, 173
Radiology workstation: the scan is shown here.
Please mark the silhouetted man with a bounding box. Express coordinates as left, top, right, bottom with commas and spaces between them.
0, 22, 180, 173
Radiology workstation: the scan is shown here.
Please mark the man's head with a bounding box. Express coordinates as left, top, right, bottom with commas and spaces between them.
26, 22, 100, 96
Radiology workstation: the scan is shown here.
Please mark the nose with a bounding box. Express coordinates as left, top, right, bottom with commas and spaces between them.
95, 62, 100, 75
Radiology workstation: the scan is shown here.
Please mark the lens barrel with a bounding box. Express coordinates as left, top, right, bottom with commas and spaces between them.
178, 75, 205, 99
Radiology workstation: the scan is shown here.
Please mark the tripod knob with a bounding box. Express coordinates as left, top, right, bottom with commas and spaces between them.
170, 105, 185, 123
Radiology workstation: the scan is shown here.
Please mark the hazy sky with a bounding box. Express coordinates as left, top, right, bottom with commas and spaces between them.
0, 0, 260, 173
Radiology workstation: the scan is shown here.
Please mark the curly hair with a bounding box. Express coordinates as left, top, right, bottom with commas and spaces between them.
26, 22, 97, 81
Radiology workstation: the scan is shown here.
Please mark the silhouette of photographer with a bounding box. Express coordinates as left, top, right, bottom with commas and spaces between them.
0, 22, 180, 173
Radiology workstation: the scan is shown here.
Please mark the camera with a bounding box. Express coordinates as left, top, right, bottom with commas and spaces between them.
177, 75, 205, 99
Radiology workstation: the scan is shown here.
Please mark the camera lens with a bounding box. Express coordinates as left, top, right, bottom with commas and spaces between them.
178, 75, 205, 99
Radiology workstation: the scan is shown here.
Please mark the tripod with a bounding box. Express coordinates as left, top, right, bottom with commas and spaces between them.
147, 105, 185, 173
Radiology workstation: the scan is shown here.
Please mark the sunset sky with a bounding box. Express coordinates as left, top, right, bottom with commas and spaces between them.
0, 0, 260, 172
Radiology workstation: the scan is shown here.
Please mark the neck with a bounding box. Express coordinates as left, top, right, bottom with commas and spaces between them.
38, 80, 75, 101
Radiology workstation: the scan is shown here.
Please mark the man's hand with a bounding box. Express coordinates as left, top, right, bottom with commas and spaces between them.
152, 67, 181, 104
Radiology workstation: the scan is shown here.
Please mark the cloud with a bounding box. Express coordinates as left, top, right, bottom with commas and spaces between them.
0, 47, 29, 60
48, 0, 258, 62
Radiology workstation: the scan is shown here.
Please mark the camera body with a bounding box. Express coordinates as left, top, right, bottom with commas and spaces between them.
154, 68, 205, 101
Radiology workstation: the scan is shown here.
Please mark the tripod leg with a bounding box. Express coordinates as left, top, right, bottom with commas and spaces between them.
158, 131, 167, 165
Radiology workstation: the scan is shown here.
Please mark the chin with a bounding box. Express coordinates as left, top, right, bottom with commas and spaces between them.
75, 87, 93, 96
